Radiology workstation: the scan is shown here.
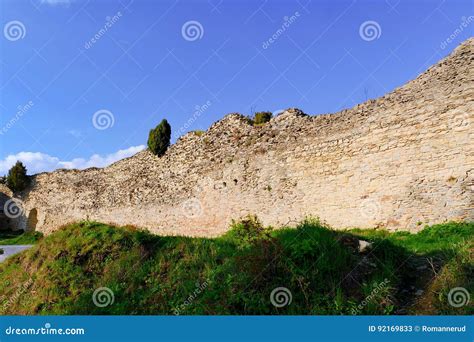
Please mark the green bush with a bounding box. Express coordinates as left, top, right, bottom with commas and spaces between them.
226, 215, 272, 248
148, 119, 171, 157
6, 161, 29, 192
253, 112, 272, 125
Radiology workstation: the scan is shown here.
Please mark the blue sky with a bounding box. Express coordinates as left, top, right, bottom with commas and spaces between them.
0, 0, 472, 174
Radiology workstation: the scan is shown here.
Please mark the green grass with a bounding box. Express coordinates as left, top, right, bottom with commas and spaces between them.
0, 219, 472, 315
349, 221, 473, 314
349, 221, 473, 255
0, 230, 43, 245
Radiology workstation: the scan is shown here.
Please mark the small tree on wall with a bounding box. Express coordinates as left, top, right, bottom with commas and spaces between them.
253, 111, 272, 125
6, 161, 29, 192
148, 119, 171, 157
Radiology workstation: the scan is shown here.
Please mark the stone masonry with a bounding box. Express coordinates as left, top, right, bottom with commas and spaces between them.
2, 38, 473, 237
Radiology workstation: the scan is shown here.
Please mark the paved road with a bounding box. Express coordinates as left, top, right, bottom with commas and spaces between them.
0, 245, 33, 263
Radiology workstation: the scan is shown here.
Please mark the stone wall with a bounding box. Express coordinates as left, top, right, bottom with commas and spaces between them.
3, 38, 473, 236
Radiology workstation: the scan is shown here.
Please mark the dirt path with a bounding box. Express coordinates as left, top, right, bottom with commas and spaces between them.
394, 255, 443, 314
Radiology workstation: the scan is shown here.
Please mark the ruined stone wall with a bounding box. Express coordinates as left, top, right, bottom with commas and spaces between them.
3, 39, 473, 236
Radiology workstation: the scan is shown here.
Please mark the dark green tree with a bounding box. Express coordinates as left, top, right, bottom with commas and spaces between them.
147, 119, 171, 157
253, 111, 272, 125
6, 161, 29, 192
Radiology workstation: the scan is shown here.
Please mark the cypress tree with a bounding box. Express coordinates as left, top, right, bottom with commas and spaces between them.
6, 161, 29, 192
148, 119, 171, 157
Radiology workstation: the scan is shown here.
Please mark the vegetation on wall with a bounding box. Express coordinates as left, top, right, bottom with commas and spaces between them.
148, 119, 171, 157
6, 161, 29, 192
252, 111, 272, 125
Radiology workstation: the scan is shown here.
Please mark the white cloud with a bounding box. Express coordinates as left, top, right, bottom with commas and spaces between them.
0, 145, 145, 175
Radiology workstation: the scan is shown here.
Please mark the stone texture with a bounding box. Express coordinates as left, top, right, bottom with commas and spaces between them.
2, 39, 473, 237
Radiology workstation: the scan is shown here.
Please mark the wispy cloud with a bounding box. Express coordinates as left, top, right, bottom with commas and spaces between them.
0, 145, 145, 175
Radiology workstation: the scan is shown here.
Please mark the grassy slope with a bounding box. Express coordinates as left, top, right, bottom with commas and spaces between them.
0, 220, 472, 315
0, 230, 43, 245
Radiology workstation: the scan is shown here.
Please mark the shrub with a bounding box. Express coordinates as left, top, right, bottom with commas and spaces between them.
226, 215, 272, 248
148, 119, 171, 157
6, 161, 29, 192
253, 111, 272, 125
